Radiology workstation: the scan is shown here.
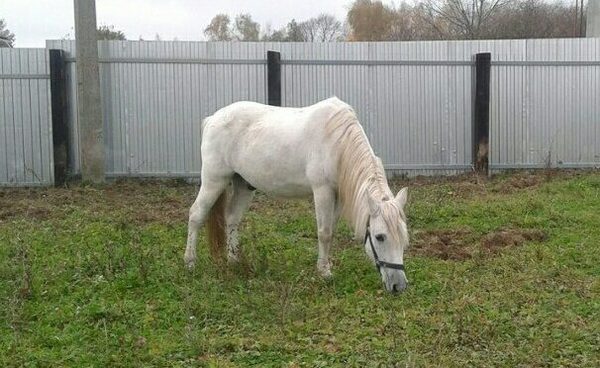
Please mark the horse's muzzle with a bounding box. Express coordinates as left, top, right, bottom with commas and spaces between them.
383, 270, 408, 294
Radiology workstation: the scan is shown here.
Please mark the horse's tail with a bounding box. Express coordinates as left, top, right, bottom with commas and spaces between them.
206, 190, 228, 260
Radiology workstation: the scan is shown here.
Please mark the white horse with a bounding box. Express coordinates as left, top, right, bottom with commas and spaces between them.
184, 97, 409, 293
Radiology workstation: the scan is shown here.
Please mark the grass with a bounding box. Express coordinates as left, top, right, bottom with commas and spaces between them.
1, 171, 599, 367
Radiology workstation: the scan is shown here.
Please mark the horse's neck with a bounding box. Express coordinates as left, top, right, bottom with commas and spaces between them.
361, 160, 392, 202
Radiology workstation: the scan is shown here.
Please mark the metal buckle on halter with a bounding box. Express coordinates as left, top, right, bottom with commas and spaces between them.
365, 219, 405, 272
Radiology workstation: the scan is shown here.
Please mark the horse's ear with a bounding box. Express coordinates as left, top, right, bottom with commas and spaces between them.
395, 187, 408, 209
367, 192, 381, 216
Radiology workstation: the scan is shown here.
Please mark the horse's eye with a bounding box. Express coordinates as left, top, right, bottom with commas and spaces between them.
375, 234, 386, 242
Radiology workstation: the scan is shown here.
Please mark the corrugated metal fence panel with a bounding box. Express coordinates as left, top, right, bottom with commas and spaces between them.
489, 38, 600, 170
278, 41, 490, 176
0, 48, 53, 186
45, 39, 600, 179
46, 40, 268, 177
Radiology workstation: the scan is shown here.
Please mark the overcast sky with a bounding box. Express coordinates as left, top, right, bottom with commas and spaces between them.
1, 0, 402, 47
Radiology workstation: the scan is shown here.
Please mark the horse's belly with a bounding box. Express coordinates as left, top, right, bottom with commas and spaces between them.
235, 166, 313, 198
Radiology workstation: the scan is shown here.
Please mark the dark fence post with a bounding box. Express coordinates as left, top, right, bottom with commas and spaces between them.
473, 52, 491, 175
267, 51, 281, 106
49, 49, 69, 185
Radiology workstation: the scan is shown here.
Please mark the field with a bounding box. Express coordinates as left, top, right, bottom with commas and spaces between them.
1, 171, 599, 367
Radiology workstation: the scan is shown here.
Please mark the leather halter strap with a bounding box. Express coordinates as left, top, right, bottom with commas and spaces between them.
365, 219, 405, 271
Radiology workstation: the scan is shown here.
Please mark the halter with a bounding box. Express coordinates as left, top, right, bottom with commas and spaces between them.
365, 218, 405, 272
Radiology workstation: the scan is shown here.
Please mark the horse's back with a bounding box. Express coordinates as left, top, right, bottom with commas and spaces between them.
200, 98, 353, 197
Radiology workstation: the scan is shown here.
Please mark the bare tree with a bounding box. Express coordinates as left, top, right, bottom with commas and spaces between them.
486, 0, 582, 38
388, 3, 422, 40
421, 0, 511, 39
286, 19, 305, 41
299, 14, 344, 41
204, 14, 232, 41
0, 19, 15, 47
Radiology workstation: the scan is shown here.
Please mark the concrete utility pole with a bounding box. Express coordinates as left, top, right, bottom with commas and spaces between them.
74, 0, 105, 183
588, 0, 600, 37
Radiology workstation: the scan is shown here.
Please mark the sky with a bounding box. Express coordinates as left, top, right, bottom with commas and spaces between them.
0, 0, 400, 47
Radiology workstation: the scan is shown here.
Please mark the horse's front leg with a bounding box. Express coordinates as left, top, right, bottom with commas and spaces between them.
313, 186, 336, 278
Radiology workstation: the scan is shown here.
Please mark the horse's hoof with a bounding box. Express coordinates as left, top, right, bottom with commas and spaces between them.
318, 267, 333, 278
184, 257, 196, 270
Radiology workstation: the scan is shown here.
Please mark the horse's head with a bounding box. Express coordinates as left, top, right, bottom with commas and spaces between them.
364, 187, 409, 294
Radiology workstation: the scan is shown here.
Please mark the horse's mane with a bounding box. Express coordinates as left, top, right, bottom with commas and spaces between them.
325, 104, 403, 242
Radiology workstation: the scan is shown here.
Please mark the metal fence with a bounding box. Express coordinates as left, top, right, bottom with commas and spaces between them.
489, 38, 600, 170
2, 39, 598, 185
0, 48, 54, 186
47, 40, 269, 178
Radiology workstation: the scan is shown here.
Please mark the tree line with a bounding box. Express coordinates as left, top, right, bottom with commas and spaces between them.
206, 0, 588, 42
0, 0, 589, 47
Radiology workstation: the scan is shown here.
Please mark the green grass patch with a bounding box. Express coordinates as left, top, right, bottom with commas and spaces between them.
1, 171, 599, 367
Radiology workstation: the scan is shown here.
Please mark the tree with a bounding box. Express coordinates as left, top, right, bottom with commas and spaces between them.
286, 19, 305, 41
421, 0, 510, 39
205, 13, 261, 41
347, 0, 396, 41
388, 3, 420, 40
261, 24, 288, 41
485, 0, 580, 39
97, 25, 126, 40
233, 13, 260, 41
204, 14, 232, 41
299, 14, 344, 41
344, 0, 584, 41
0, 19, 15, 47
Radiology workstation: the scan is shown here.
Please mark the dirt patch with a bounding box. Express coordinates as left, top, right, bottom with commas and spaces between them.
0, 202, 52, 221
390, 170, 587, 199
391, 173, 488, 200
410, 228, 476, 261
481, 228, 548, 255
0, 180, 197, 225
411, 227, 548, 261
491, 173, 543, 194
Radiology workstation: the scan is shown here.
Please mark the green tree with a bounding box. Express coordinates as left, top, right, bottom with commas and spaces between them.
0, 19, 16, 47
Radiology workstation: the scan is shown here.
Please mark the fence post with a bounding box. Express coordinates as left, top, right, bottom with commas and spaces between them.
473, 52, 491, 175
267, 51, 281, 106
74, 0, 105, 183
49, 49, 69, 185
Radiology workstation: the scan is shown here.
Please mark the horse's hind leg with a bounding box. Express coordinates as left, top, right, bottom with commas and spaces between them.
184, 176, 230, 268
313, 186, 336, 278
225, 175, 255, 263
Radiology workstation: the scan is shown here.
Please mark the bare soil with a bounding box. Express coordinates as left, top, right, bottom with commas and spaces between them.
411, 227, 548, 260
